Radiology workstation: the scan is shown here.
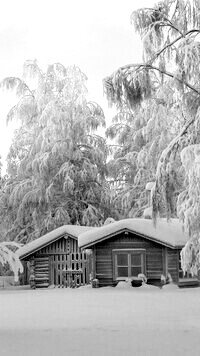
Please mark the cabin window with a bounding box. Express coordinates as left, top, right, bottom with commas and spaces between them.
113, 249, 146, 280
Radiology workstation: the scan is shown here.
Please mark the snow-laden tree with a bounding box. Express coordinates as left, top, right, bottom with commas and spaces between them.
0, 60, 110, 242
0, 162, 10, 242
106, 82, 184, 217
103, 0, 200, 274
0, 241, 23, 282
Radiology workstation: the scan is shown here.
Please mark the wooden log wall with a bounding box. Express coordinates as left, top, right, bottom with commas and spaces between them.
166, 248, 180, 282
146, 248, 163, 280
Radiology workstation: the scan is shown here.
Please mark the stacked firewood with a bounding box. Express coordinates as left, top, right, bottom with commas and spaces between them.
34, 257, 49, 288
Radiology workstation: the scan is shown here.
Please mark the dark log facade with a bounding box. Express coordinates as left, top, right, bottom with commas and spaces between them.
92, 231, 181, 287
23, 236, 91, 288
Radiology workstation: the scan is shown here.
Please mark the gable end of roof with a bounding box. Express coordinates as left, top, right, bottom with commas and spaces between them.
78, 219, 187, 250
79, 227, 183, 250
19, 232, 71, 260
18, 225, 94, 260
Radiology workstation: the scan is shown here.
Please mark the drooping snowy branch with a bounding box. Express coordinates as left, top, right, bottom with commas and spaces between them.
104, 63, 200, 109
0, 242, 23, 282
152, 113, 198, 221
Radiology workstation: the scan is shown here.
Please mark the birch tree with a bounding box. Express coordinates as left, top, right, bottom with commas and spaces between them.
0, 61, 110, 242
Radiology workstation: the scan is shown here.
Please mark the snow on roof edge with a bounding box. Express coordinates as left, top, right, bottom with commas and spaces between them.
79, 228, 182, 250
18, 225, 94, 259
78, 218, 188, 249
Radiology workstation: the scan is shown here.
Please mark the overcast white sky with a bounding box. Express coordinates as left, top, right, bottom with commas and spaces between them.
0, 0, 156, 173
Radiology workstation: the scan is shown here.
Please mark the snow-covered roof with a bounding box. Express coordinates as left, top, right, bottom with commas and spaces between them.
18, 225, 94, 259
18, 219, 188, 260
78, 218, 188, 249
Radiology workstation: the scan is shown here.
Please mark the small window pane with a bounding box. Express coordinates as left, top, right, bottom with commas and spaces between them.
118, 267, 128, 277
131, 266, 142, 277
131, 254, 142, 266
117, 254, 128, 266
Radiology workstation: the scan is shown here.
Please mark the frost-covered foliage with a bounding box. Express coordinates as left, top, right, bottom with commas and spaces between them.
104, 68, 152, 109
104, 1, 200, 110
178, 143, 200, 274
0, 61, 111, 242
0, 241, 23, 281
178, 143, 200, 237
106, 82, 183, 217
180, 240, 199, 277
104, 0, 200, 273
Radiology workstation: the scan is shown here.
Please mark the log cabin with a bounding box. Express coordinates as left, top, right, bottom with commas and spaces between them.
18, 218, 197, 288
78, 218, 192, 287
18, 225, 94, 288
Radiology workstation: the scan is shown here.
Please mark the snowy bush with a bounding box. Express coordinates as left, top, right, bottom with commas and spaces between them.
0, 242, 23, 282
137, 274, 147, 283
180, 240, 199, 276
104, 217, 115, 225
161, 273, 172, 286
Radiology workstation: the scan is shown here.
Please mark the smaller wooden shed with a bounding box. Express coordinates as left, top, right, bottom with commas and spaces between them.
78, 218, 188, 287
18, 225, 94, 288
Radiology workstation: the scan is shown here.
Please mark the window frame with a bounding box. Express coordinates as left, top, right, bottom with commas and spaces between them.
112, 249, 146, 281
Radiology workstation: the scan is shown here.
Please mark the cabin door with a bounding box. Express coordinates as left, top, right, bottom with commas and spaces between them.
113, 249, 146, 280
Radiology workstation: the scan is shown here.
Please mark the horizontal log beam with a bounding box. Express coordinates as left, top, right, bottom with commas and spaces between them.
35, 283, 49, 288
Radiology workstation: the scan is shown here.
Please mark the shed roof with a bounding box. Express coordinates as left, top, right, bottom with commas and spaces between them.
78, 218, 188, 249
18, 225, 94, 260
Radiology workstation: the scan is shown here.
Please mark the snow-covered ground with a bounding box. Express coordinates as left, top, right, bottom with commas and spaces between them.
0, 284, 200, 356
